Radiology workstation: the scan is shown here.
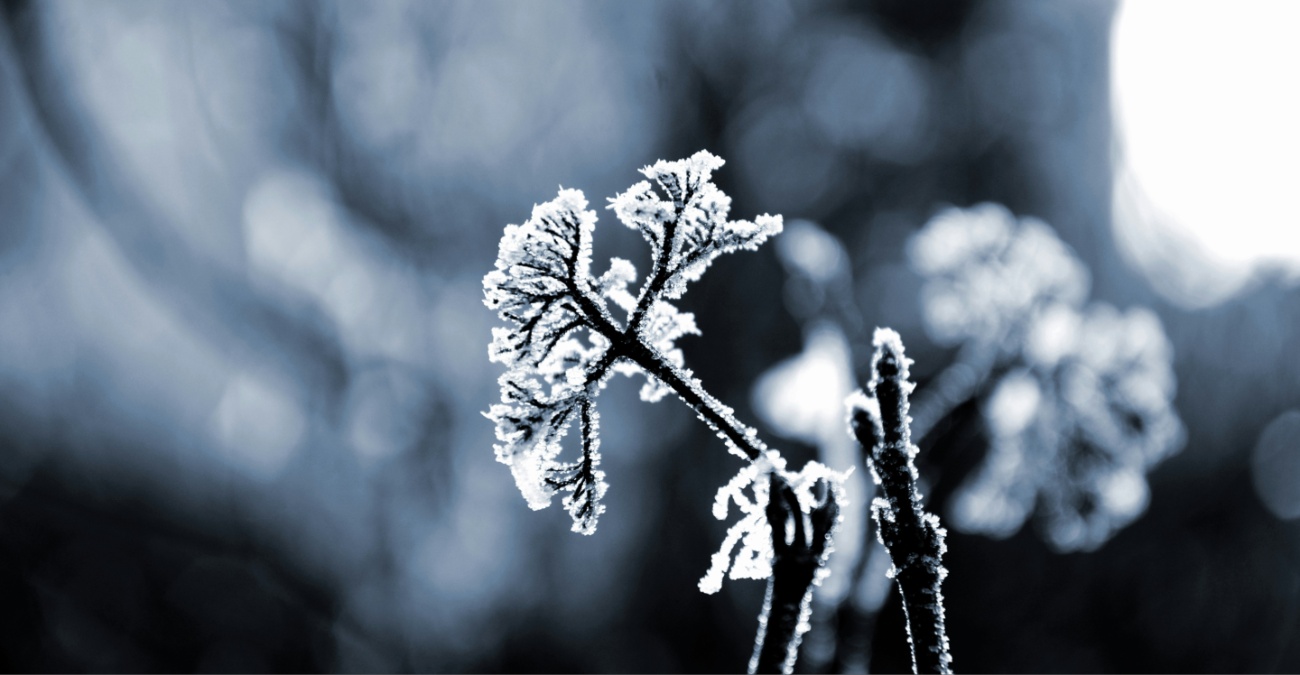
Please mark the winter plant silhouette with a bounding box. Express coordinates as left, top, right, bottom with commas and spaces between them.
482, 151, 869, 672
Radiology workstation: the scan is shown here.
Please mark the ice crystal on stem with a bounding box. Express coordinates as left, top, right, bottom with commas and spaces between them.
849, 329, 953, 675
701, 454, 849, 594
749, 470, 845, 674
484, 150, 837, 544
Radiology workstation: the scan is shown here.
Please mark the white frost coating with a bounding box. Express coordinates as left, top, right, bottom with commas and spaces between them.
872, 327, 913, 384
597, 257, 639, 318
485, 152, 795, 538
609, 150, 783, 301
483, 186, 617, 532
554, 403, 608, 535
859, 328, 920, 474
700, 451, 785, 594
635, 300, 701, 402
699, 456, 852, 595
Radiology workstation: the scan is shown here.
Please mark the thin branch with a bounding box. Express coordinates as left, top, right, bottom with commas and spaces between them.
621, 337, 765, 461
850, 329, 953, 675
751, 475, 839, 674
567, 228, 768, 463
627, 185, 690, 335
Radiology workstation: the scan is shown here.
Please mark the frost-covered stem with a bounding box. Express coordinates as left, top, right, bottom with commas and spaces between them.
851, 330, 952, 674
564, 280, 766, 463
627, 183, 691, 335
622, 338, 765, 461
752, 475, 839, 674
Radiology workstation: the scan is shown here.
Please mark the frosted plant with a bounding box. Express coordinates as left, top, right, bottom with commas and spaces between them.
484, 151, 848, 672
907, 203, 1184, 552
751, 321, 867, 609
755, 221, 897, 674
848, 329, 953, 675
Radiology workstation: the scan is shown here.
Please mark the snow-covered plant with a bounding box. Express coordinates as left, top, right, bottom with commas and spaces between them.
748, 464, 844, 674
483, 151, 848, 672
907, 203, 1184, 552
849, 329, 953, 675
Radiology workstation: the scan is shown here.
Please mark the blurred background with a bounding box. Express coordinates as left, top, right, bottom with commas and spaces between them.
1, 0, 1299, 672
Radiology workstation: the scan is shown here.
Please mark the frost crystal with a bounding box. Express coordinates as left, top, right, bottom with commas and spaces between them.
487, 155, 851, 675
632, 300, 700, 402
700, 452, 785, 594
483, 189, 621, 532
908, 203, 1185, 552
611, 151, 783, 301
485, 152, 805, 540
700, 456, 851, 595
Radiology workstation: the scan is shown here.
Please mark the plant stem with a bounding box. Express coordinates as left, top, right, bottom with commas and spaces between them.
751, 475, 838, 674
623, 338, 766, 461
851, 330, 952, 675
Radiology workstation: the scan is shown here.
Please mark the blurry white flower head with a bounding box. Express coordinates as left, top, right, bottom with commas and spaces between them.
955, 306, 1184, 551
908, 203, 1089, 350
909, 203, 1184, 552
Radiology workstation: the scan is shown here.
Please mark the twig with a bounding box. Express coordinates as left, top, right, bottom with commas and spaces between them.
751, 475, 839, 674
849, 329, 953, 674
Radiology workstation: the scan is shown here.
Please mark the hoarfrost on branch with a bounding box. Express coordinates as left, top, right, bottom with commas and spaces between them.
849, 328, 953, 675
484, 151, 847, 603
